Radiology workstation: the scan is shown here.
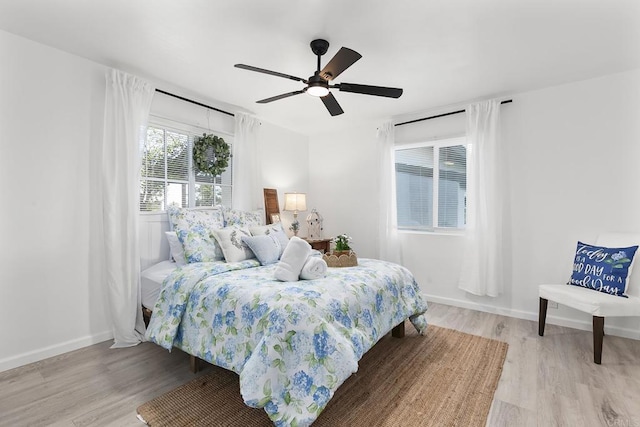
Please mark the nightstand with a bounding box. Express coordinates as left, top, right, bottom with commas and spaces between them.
303, 237, 331, 253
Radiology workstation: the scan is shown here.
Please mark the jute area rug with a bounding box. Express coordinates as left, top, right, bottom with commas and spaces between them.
137, 324, 508, 426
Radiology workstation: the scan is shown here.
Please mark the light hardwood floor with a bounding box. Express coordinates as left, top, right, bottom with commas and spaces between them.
1, 302, 639, 426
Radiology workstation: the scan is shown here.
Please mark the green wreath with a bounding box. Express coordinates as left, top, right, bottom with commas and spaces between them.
193, 133, 230, 176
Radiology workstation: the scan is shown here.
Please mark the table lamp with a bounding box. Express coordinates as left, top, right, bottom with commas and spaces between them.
284, 192, 307, 236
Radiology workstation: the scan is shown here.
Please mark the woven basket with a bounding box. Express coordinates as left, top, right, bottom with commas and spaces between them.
323, 251, 358, 267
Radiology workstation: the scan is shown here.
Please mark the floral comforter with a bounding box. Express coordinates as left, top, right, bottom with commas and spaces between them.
146, 258, 428, 426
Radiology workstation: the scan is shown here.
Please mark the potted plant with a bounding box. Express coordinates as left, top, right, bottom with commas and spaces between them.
324, 234, 358, 267
332, 234, 352, 256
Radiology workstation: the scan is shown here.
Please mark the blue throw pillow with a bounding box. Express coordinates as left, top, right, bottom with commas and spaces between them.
569, 241, 638, 297
242, 234, 282, 266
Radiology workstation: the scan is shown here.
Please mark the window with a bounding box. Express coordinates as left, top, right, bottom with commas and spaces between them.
140, 121, 232, 212
395, 137, 467, 231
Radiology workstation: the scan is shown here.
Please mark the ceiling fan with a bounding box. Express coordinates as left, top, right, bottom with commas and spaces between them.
234, 39, 403, 116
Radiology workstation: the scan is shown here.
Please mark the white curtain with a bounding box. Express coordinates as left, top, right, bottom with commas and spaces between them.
377, 122, 403, 264
101, 69, 155, 347
232, 112, 261, 211
458, 99, 504, 296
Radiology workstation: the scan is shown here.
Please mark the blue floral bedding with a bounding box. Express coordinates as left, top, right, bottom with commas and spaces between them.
146, 258, 428, 426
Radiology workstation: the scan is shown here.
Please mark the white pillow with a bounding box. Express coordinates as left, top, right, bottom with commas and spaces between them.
212, 226, 255, 263
242, 234, 282, 265
249, 223, 289, 256
165, 231, 187, 266
222, 207, 264, 227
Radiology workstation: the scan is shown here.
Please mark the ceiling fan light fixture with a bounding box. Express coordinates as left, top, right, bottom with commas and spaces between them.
236, 38, 403, 115
306, 83, 330, 97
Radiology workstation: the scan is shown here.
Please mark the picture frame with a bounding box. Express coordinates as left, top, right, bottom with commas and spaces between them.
270, 213, 281, 223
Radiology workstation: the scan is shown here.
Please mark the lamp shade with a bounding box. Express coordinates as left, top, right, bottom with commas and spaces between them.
284, 193, 307, 212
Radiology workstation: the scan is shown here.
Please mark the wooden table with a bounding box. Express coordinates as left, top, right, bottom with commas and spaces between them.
302, 237, 331, 253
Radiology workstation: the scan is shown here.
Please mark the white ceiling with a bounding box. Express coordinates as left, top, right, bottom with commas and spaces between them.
1, 0, 639, 136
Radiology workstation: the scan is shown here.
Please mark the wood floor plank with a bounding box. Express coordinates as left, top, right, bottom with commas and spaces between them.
492, 335, 537, 411
486, 399, 537, 427
0, 302, 638, 426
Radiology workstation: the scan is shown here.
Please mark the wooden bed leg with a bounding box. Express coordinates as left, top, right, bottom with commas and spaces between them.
392, 321, 405, 338
142, 306, 152, 328
190, 355, 200, 373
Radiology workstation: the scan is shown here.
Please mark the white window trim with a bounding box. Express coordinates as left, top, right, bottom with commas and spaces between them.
140, 116, 234, 214
149, 114, 234, 139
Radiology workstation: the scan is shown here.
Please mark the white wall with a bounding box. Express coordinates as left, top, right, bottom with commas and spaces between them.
0, 29, 310, 372
308, 123, 380, 254
258, 121, 310, 237
0, 29, 112, 371
502, 69, 640, 337
310, 69, 640, 339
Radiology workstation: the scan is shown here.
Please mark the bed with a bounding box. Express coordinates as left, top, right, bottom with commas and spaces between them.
141, 260, 176, 311
142, 205, 428, 426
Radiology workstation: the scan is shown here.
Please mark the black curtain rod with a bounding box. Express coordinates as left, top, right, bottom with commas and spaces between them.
155, 89, 235, 117
395, 99, 512, 127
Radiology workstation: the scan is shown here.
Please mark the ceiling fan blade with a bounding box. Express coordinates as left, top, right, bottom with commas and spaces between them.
320, 92, 344, 116
338, 82, 403, 98
319, 47, 362, 81
256, 90, 305, 104
235, 64, 307, 83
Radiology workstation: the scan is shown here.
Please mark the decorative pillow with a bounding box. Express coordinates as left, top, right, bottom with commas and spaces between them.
242, 234, 282, 265
569, 241, 638, 297
166, 205, 223, 230
167, 204, 225, 263
249, 222, 283, 234
222, 207, 264, 228
249, 222, 289, 256
212, 226, 255, 263
165, 231, 187, 266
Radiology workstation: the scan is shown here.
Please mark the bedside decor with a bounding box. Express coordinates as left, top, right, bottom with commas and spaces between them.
324, 234, 358, 267
323, 251, 358, 268
284, 192, 307, 236
193, 133, 230, 177
302, 237, 331, 253
306, 208, 324, 239
332, 234, 352, 255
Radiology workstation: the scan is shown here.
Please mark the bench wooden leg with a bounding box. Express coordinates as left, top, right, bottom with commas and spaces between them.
538, 298, 548, 336
392, 321, 405, 338
593, 316, 604, 364
190, 355, 200, 373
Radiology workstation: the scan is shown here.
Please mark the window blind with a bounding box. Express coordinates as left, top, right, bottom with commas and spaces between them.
140, 124, 232, 212
394, 137, 467, 231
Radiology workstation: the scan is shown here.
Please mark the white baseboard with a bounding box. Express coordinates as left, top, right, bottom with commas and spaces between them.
0, 330, 114, 373
424, 294, 640, 340
2, 295, 637, 374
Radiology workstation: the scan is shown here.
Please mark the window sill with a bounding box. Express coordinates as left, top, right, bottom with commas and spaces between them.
397, 229, 465, 237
